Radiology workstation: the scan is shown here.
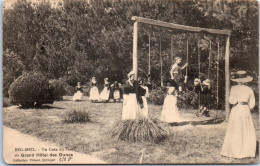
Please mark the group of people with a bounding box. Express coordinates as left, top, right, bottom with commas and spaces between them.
73, 55, 256, 159
121, 57, 187, 122
72, 77, 122, 102
121, 56, 256, 159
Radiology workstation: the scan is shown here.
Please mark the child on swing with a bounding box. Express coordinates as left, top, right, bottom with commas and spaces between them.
194, 78, 211, 117
200, 79, 211, 117
170, 57, 188, 95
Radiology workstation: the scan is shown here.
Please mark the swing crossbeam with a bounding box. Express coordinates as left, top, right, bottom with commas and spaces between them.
132, 16, 231, 35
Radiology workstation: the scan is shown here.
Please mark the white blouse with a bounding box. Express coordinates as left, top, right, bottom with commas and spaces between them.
229, 85, 255, 109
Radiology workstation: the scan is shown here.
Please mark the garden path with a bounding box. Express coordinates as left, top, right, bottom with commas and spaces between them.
3, 126, 106, 164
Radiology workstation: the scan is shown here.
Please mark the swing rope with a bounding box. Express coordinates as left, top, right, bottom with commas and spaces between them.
184, 39, 189, 84
160, 35, 163, 87
148, 34, 151, 75
171, 35, 174, 65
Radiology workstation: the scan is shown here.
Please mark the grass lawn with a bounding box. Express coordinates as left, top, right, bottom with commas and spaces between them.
3, 96, 259, 164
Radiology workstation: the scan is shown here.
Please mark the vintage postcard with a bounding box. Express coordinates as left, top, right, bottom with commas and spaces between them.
2, 0, 259, 164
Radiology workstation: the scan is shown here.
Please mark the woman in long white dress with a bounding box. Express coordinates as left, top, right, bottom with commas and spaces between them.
100, 78, 110, 102
221, 70, 256, 158
121, 71, 139, 120
161, 84, 181, 123
73, 82, 83, 101
89, 77, 99, 102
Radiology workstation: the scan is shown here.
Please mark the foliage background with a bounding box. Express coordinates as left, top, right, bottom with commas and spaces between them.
3, 0, 258, 109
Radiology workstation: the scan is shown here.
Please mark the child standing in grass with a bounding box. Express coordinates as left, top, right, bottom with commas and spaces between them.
161, 82, 180, 123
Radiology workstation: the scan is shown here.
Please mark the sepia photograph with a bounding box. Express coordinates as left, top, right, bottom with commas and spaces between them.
2, 0, 259, 164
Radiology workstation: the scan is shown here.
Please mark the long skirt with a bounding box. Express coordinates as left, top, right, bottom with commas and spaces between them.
113, 90, 120, 100
73, 91, 83, 101
161, 95, 180, 123
89, 86, 99, 101
221, 104, 256, 158
100, 88, 110, 101
137, 96, 148, 118
122, 94, 138, 120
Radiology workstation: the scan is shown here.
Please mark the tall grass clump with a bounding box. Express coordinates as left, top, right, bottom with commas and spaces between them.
63, 110, 91, 123
111, 118, 170, 143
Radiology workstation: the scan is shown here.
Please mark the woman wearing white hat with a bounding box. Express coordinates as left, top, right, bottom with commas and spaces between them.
221, 71, 256, 158
121, 71, 139, 120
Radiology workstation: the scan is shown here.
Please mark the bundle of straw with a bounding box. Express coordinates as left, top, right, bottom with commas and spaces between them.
111, 118, 170, 143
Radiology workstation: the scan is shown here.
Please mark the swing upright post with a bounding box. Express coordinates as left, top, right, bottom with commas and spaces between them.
225, 36, 231, 121
133, 21, 138, 80
131, 16, 231, 119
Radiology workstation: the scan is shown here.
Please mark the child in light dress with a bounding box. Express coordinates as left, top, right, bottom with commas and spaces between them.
161, 82, 181, 123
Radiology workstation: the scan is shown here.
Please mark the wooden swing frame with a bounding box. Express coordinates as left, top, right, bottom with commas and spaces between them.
131, 16, 231, 121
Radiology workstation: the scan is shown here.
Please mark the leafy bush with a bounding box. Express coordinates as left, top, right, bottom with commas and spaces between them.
147, 88, 166, 105
49, 79, 66, 100
111, 118, 170, 143
63, 110, 91, 123
3, 50, 25, 97
8, 72, 54, 108
177, 90, 198, 109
